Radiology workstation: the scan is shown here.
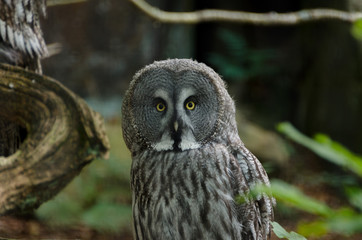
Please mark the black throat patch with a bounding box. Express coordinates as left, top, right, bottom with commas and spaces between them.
171, 129, 181, 151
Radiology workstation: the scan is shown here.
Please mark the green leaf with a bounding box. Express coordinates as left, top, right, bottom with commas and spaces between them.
36, 194, 83, 225
277, 122, 362, 177
81, 203, 132, 233
270, 180, 362, 236
351, 19, 362, 40
208, 28, 276, 81
345, 187, 362, 211
270, 180, 333, 217
208, 53, 248, 80
298, 220, 328, 237
272, 221, 307, 240
327, 208, 362, 234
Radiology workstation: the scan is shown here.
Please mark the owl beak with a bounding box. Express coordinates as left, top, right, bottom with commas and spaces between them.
173, 121, 179, 132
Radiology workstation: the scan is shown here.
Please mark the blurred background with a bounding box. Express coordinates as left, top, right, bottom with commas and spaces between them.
6, 0, 362, 239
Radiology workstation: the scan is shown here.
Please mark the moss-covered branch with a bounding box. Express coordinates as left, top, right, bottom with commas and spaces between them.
0, 64, 110, 215
129, 0, 362, 25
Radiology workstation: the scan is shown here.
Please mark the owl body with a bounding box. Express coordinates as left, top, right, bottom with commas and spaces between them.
132, 145, 242, 239
122, 59, 274, 240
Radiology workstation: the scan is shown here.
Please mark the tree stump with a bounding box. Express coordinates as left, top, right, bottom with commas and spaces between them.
0, 64, 110, 215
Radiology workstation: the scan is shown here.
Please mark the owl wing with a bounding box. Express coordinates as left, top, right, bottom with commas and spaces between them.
233, 145, 275, 239
0, 0, 47, 60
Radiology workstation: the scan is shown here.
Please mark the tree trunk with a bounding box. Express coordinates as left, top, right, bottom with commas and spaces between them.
297, 0, 362, 152
0, 64, 110, 215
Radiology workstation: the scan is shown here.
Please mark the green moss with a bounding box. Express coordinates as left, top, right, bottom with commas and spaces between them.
21, 195, 38, 210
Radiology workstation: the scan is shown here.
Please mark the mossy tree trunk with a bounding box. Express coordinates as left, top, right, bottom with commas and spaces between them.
0, 64, 109, 215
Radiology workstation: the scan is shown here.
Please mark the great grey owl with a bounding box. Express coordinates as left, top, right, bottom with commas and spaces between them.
122, 59, 274, 240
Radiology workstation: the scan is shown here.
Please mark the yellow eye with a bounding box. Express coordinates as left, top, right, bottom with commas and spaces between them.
185, 101, 195, 110
156, 102, 166, 112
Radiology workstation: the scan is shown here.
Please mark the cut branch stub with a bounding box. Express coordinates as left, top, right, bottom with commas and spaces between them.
0, 64, 110, 215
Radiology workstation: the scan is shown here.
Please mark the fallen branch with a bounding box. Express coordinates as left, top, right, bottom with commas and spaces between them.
0, 64, 110, 215
129, 0, 362, 25
47, 0, 87, 6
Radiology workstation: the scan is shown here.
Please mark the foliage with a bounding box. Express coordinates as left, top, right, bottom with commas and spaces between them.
277, 122, 362, 177
208, 29, 276, 82
351, 19, 362, 40
81, 203, 132, 233
36, 123, 133, 234
272, 221, 306, 240
270, 180, 333, 217
271, 122, 362, 238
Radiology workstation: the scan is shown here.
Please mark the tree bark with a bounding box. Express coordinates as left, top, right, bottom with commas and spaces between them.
0, 64, 110, 215
0, 119, 20, 157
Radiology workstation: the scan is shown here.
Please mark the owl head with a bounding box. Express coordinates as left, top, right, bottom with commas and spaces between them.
122, 59, 240, 153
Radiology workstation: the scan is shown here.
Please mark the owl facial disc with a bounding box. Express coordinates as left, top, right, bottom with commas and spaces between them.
126, 60, 219, 153
152, 88, 201, 152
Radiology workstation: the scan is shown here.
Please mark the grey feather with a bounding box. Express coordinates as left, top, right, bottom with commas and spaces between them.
0, 0, 47, 72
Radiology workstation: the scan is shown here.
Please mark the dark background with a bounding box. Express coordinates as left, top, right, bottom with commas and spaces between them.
42, 0, 362, 153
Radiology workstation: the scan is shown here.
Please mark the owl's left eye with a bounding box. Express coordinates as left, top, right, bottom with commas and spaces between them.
156, 102, 166, 112
185, 101, 196, 110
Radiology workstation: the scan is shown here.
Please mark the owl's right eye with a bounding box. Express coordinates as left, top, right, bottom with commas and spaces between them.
156, 102, 166, 112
